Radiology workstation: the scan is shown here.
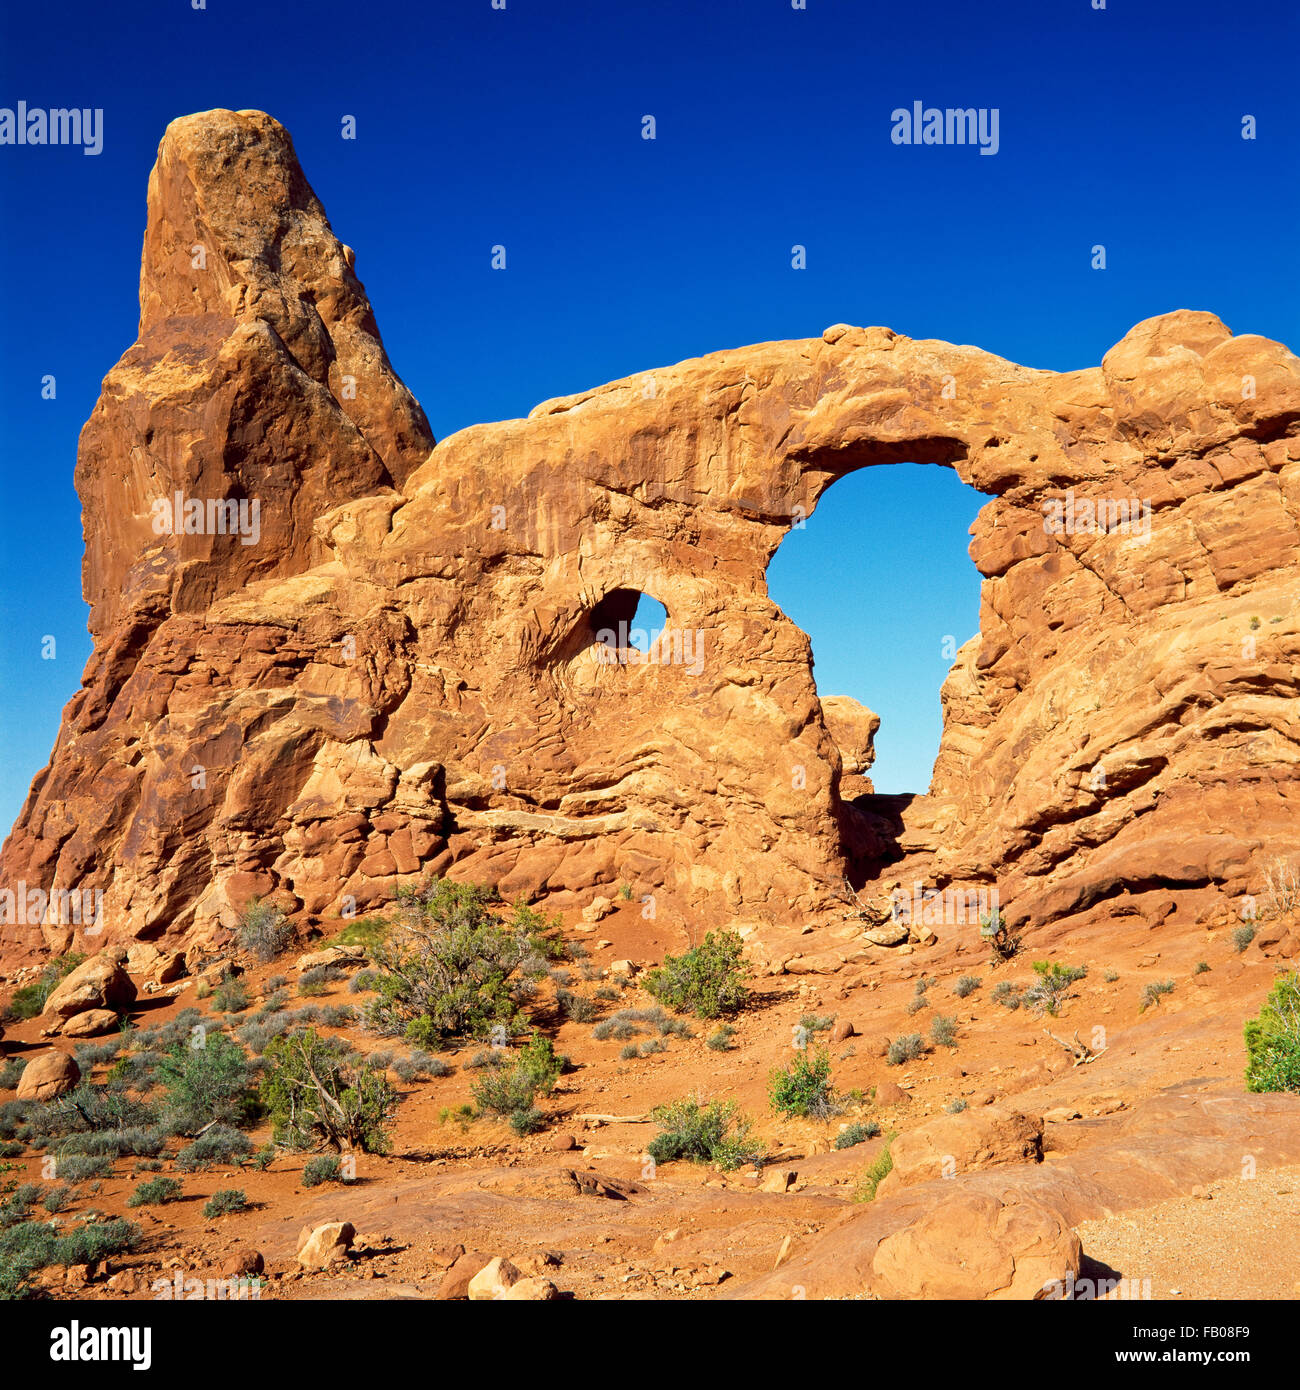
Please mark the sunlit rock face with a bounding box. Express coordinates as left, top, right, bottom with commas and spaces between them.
4, 108, 1299, 960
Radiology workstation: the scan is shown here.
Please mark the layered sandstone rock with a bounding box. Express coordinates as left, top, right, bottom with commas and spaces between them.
3, 108, 1299, 963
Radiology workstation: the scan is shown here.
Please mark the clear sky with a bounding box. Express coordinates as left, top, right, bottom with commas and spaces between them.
0, 0, 1296, 825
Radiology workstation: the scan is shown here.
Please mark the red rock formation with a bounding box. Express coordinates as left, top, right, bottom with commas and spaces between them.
3, 108, 1299, 962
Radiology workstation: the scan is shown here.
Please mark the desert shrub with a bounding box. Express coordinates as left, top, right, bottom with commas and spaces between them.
640, 1038, 667, 1056
19, 1083, 158, 1153
833, 1121, 880, 1150
260, 1029, 396, 1154
992, 980, 1022, 1010
0, 1184, 40, 1228
468, 1036, 565, 1127
548, 968, 571, 988
1139, 979, 1176, 1013
0, 1060, 26, 1090
619, 1043, 639, 1061
465, 1049, 505, 1070
1244, 972, 1300, 1093
854, 1137, 895, 1203
886, 1033, 925, 1067
509, 1106, 546, 1136
556, 989, 600, 1024
953, 975, 981, 999
643, 929, 750, 1019
47, 1155, 112, 1183
249, 1145, 276, 1171
1, 953, 86, 1023
393, 1050, 448, 1082
362, 878, 545, 1043
594, 984, 619, 1000
0, 1216, 138, 1299
175, 1125, 254, 1171
73, 1039, 123, 1070
1262, 859, 1300, 918
301, 1155, 346, 1187
1232, 924, 1257, 954
945, 1098, 968, 1114
0, 1142, 21, 1159
1103, 970, 1120, 983
202, 1188, 248, 1219
299, 964, 346, 997
1194, 961, 1211, 975
55, 1126, 165, 1159
799, 1013, 835, 1035
905, 996, 927, 1016
235, 898, 293, 964
706, 1024, 736, 1052
211, 974, 252, 1014
471, 1065, 539, 1122
349, 969, 379, 994
646, 1096, 761, 1171
930, 1015, 959, 1048
127, 1176, 182, 1208
1024, 961, 1089, 1016
40, 1185, 76, 1214
235, 1012, 294, 1054
157, 1032, 256, 1135
769, 1049, 839, 1120
981, 909, 1020, 963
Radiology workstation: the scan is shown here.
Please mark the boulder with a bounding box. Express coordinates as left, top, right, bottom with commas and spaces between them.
501, 1276, 560, 1300
864, 924, 910, 948
436, 1249, 493, 1300
41, 953, 137, 1022
878, 1107, 1043, 1193
16, 1051, 80, 1100
871, 1192, 1081, 1299
294, 944, 366, 972
467, 1257, 523, 1300
60, 1008, 120, 1038
296, 1221, 355, 1269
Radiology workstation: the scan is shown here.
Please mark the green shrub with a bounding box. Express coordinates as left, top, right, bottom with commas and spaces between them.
158, 1032, 256, 1135
202, 1188, 248, 1219
235, 898, 293, 964
619, 1043, 638, 1061
953, 975, 981, 999
260, 1029, 396, 1154
211, 974, 252, 1014
362, 878, 544, 1043
992, 980, 1022, 1010
299, 964, 347, 997
40, 1185, 76, 1214
768, 1049, 838, 1120
1024, 961, 1088, 1016
854, 1137, 895, 1202
643, 930, 750, 1019
471, 1064, 539, 1120
905, 996, 927, 1016
706, 1022, 736, 1052
945, 1098, 968, 1114
1232, 924, 1257, 954
0, 1060, 26, 1090
1139, 979, 1175, 1013
392, 1050, 449, 1082
0, 1216, 138, 1300
980, 910, 1020, 963
555, 988, 599, 1023
886, 1033, 925, 1066
646, 1096, 761, 1171
1244, 972, 1300, 1093
509, 1106, 546, 1136
930, 1015, 959, 1048
301, 1155, 346, 1187
833, 1121, 880, 1150
49, 1155, 112, 1183
127, 1176, 182, 1207
1194, 961, 1211, 975
349, 969, 379, 994
175, 1125, 254, 1171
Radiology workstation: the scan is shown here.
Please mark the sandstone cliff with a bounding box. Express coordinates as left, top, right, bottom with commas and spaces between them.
3, 108, 1298, 961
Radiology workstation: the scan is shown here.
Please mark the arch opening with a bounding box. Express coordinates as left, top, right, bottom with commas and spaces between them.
767, 462, 988, 797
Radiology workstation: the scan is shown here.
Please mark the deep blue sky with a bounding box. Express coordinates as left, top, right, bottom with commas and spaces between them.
1, 0, 1296, 828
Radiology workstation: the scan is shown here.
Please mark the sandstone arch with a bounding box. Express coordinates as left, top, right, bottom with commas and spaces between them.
3, 108, 1298, 967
